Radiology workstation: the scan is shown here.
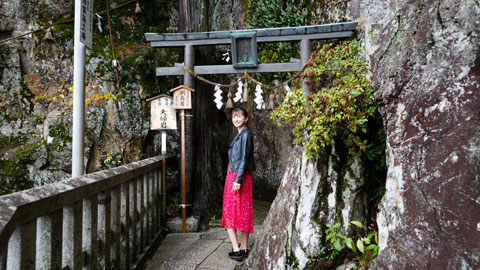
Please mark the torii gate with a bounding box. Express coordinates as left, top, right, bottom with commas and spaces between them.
144, 22, 357, 231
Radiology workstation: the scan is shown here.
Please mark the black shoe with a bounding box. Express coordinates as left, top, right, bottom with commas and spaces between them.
240, 249, 249, 258
228, 250, 243, 261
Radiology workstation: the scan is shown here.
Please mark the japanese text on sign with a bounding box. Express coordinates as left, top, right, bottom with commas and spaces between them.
150, 97, 177, 130
173, 90, 192, 109
80, 0, 93, 48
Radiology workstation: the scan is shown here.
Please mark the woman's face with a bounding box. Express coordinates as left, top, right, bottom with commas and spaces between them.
232, 112, 248, 129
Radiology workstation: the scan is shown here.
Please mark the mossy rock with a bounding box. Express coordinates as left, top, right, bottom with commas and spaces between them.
0, 141, 44, 195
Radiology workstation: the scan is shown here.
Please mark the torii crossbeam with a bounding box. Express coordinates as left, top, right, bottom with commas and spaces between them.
145, 22, 357, 76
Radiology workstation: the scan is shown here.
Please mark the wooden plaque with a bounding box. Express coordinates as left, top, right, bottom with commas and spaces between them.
170, 85, 195, 109
231, 32, 257, 69
149, 95, 177, 130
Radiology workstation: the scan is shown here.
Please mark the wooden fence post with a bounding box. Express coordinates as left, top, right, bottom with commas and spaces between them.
63, 201, 83, 270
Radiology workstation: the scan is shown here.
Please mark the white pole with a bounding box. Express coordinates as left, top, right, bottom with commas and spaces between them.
161, 131, 167, 154
72, 0, 86, 177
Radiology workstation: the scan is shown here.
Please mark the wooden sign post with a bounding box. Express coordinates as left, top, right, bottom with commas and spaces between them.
170, 85, 195, 233
147, 94, 177, 223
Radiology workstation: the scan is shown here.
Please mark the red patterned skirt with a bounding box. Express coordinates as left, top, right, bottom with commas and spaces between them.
222, 166, 253, 233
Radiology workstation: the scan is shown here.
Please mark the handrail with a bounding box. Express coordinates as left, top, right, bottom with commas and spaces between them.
0, 156, 164, 269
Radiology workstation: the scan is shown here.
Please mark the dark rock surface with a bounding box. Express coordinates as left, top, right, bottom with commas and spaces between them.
363, 0, 480, 268
249, 0, 480, 269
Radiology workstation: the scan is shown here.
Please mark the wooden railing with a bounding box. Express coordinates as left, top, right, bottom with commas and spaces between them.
0, 156, 165, 270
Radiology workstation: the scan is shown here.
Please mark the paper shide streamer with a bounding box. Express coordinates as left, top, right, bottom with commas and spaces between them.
213, 84, 223, 109
254, 84, 266, 109
233, 81, 244, 103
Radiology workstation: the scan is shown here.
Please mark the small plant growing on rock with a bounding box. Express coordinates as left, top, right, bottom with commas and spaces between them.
325, 221, 378, 269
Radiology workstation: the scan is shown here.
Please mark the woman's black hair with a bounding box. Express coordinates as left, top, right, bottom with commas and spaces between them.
231, 107, 248, 118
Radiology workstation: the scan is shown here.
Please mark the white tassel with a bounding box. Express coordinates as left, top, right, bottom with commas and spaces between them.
213, 84, 223, 110
243, 81, 248, 102
233, 81, 243, 103
267, 94, 275, 110
226, 91, 234, 108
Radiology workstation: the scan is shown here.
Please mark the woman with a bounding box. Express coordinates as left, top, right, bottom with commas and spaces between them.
222, 107, 256, 262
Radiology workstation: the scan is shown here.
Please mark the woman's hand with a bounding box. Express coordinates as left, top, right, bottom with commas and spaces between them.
232, 182, 241, 192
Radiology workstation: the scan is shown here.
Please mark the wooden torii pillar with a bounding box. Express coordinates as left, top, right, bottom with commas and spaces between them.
144, 22, 357, 228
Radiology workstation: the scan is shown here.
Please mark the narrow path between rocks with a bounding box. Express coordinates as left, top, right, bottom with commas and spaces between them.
144, 200, 271, 270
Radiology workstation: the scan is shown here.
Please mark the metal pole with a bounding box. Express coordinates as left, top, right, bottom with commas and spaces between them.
300, 39, 311, 95
184, 45, 195, 87
72, 0, 86, 177
184, 44, 194, 218
180, 110, 186, 233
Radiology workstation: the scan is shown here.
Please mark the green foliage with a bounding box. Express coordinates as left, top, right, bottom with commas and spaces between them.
270, 41, 377, 159
245, 0, 310, 29
0, 160, 33, 195
14, 142, 43, 163
0, 136, 27, 151
325, 221, 378, 269
167, 193, 180, 218
245, 0, 313, 81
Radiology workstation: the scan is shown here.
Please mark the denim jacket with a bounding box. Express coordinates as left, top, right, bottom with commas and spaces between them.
228, 127, 256, 184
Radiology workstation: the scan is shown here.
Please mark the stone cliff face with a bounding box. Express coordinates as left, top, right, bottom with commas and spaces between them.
0, 0, 179, 192
248, 0, 480, 269
0, 0, 76, 188
363, 0, 480, 268
246, 143, 372, 269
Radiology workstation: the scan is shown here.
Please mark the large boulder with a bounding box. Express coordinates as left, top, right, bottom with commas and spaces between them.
363, 0, 480, 268
246, 148, 325, 270
247, 144, 368, 269
249, 0, 480, 269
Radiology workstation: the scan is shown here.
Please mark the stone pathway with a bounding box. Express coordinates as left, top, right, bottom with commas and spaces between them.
144, 225, 261, 270
144, 200, 271, 270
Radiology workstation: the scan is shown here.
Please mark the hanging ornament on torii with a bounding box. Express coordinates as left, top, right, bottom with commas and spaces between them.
233, 81, 244, 103
211, 77, 293, 110
213, 84, 223, 109
254, 84, 266, 109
